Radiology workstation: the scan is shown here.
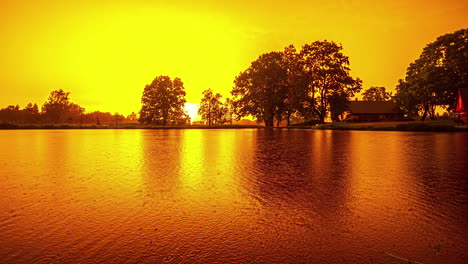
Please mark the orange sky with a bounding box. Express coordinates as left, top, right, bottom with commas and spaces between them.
1, 0, 467, 116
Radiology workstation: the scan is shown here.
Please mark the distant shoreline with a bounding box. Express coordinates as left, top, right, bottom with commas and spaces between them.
0, 124, 263, 130
1, 121, 467, 132
289, 121, 468, 132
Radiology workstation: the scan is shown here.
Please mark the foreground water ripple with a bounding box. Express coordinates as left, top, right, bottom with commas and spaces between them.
0, 129, 467, 263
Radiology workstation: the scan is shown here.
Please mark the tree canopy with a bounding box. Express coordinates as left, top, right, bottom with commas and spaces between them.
0, 90, 135, 126
394, 28, 468, 120
139, 76, 187, 125
42, 89, 84, 123
231, 41, 361, 126
198, 89, 227, 126
362, 87, 392, 101
282, 44, 309, 125
299, 41, 362, 122
231, 52, 288, 127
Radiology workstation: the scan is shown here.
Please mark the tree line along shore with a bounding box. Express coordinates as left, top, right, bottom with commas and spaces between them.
1, 120, 467, 132
1, 29, 467, 130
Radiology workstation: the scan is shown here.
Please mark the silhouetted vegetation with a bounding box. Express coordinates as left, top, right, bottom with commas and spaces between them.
394, 28, 468, 120
0, 104, 40, 124
198, 89, 231, 126
362, 87, 393, 101
139, 75, 188, 125
288, 120, 468, 132
41, 89, 85, 124
300, 41, 362, 122
231, 52, 288, 127
230, 41, 361, 127
3, 29, 467, 129
0, 90, 130, 126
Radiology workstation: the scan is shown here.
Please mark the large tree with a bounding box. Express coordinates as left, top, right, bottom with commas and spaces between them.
198, 89, 226, 126
42, 89, 84, 124
282, 45, 309, 125
223, 98, 235, 125
362, 87, 392, 101
0, 105, 20, 124
139, 76, 187, 125
328, 91, 350, 122
231, 52, 288, 127
299, 41, 361, 123
22, 103, 40, 124
395, 28, 468, 120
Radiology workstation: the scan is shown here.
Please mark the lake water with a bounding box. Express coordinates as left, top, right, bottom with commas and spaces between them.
0, 129, 467, 263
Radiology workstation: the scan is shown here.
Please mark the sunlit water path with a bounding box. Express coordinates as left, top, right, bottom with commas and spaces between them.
0, 129, 467, 263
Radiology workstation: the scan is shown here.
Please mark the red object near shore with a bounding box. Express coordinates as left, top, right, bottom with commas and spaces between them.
455, 88, 468, 124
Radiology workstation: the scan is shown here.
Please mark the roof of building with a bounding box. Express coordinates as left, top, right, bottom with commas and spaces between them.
349, 101, 402, 114
456, 88, 468, 112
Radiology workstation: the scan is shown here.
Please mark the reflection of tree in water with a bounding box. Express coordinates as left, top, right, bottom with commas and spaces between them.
237, 129, 360, 262
250, 130, 353, 211
395, 133, 468, 262
247, 129, 356, 234
249, 129, 313, 202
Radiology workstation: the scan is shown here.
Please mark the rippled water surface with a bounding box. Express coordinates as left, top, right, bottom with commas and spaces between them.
0, 129, 467, 263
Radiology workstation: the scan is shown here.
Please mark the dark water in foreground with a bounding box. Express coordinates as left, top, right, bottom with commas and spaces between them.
0, 129, 467, 263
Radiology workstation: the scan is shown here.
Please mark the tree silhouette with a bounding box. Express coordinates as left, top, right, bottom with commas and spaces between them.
82, 111, 124, 125
42, 89, 70, 123
23, 103, 40, 124
362, 87, 392, 101
395, 28, 468, 120
42, 89, 84, 124
282, 45, 309, 125
299, 41, 361, 123
199, 89, 226, 126
224, 98, 236, 125
127, 112, 138, 121
329, 91, 350, 122
232, 52, 288, 127
139, 76, 187, 125
114, 113, 124, 127
0, 105, 20, 124
0, 91, 133, 125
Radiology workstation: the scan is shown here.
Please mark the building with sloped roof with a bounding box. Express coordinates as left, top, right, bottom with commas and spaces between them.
347, 101, 404, 122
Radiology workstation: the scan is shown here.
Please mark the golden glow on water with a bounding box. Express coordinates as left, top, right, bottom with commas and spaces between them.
180, 130, 205, 189
0, 130, 467, 263
178, 130, 248, 213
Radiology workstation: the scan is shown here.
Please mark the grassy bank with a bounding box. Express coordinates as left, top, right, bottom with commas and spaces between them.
289, 120, 468, 132
1, 121, 467, 132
